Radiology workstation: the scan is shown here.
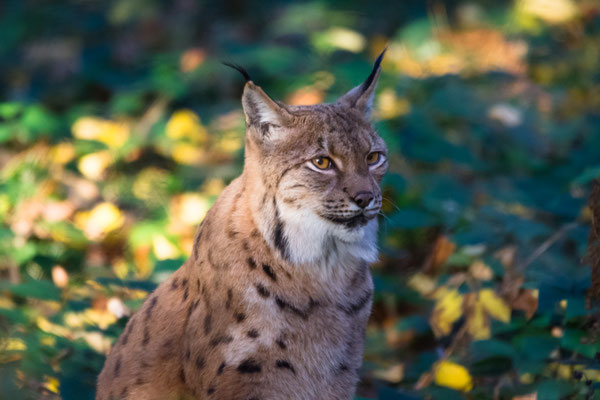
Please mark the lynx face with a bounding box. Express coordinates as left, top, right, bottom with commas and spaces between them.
238, 52, 388, 265
275, 103, 387, 231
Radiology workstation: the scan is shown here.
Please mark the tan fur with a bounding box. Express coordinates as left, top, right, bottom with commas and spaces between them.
97, 57, 387, 400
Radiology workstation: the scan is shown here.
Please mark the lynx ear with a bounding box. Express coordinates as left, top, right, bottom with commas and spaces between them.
241, 82, 291, 128
338, 49, 386, 117
224, 62, 293, 139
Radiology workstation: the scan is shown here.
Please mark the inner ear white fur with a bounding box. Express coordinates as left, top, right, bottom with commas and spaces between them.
241, 82, 290, 127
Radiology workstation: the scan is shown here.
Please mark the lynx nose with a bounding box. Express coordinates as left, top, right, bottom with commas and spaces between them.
352, 191, 374, 209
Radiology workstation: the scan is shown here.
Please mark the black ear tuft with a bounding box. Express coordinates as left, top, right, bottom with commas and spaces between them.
360, 48, 386, 92
223, 62, 251, 82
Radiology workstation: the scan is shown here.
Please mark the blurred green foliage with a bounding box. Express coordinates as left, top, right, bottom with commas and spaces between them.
1, 0, 600, 399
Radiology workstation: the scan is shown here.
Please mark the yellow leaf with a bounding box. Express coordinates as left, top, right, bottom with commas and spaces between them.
4, 338, 26, 351
74, 202, 124, 240
376, 88, 411, 120
216, 132, 244, 153
467, 298, 491, 340
76, 331, 112, 354
37, 316, 71, 337
152, 235, 180, 260
434, 360, 473, 392
52, 142, 75, 164
430, 289, 463, 337
166, 110, 208, 142
517, 0, 578, 24
171, 143, 206, 165
77, 151, 112, 180
43, 376, 59, 394
171, 193, 211, 226
318, 27, 366, 53
407, 273, 436, 296
40, 336, 56, 347
84, 308, 118, 330
72, 117, 129, 148
479, 289, 511, 323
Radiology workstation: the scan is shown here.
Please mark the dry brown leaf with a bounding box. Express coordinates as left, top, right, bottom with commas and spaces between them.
423, 235, 456, 276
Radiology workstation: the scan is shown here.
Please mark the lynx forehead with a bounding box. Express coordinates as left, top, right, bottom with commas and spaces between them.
97, 50, 387, 400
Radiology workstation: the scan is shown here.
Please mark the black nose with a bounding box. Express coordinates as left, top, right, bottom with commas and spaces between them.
352, 191, 374, 208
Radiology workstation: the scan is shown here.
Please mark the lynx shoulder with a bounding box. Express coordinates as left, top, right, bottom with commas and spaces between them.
97, 50, 388, 400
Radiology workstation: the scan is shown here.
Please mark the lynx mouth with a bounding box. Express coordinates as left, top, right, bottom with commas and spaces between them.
321, 212, 374, 228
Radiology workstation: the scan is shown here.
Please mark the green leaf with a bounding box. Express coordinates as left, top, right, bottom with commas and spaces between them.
4, 280, 61, 301
536, 380, 576, 400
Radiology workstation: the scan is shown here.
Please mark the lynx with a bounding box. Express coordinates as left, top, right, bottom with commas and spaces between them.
97, 50, 388, 400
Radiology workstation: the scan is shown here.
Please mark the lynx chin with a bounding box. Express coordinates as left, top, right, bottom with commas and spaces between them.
97, 50, 388, 400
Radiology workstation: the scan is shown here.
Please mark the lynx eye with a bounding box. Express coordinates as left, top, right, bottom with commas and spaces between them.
312, 156, 333, 170
367, 152, 382, 165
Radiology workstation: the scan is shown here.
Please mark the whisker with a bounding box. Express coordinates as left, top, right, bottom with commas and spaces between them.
377, 210, 392, 223
382, 196, 401, 212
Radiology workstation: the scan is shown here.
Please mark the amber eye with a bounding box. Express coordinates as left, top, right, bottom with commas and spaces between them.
366, 152, 381, 165
312, 156, 333, 170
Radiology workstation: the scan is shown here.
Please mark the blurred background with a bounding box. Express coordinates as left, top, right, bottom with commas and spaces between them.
1, 0, 600, 399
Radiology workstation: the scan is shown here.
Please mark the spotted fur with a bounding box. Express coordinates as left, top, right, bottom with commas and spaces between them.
97, 50, 387, 400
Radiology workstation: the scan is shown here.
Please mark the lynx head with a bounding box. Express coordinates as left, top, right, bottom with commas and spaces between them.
230, 51, 388, 266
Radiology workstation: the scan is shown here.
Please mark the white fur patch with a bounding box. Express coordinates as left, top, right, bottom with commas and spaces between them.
277, 199, 378, 278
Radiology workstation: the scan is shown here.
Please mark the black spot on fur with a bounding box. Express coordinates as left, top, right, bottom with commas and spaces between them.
247, 329, 259, 338
275, 360, 296, 374
162, 338, 174, 352
196, 356, 205, 369
121, 318, 135, 345
171, 278, 179, 290
276, 338, 287, 350
251, 229, 260, 238
180, 368, 186, 384
235, 312, 246, 322
274, 296, 319, 320
262, 264, 276, 281
204, 314, 212, 335
187, 299, 200, 321
145, 296, 158, 321
247, 257, 257, 269
255, 283, 270, 298
196, 278, 201, 291
242, 240, 250, 252
184, 348, 191, 361
120, 386, 128, 398
272, 198, 289, 260
226, 288, 233, 309
217, 362, 226, 375
114, 356, 121, 377
183, 287, 189, 302
210, 335, 234, 347
273, 220, 289, 260
135, 377, 144, 386
207, 387, 215, 395
338, 290, 373, 315
227, 227, 239, 238
237, 359, 262, 374
142, 326, 150, 346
